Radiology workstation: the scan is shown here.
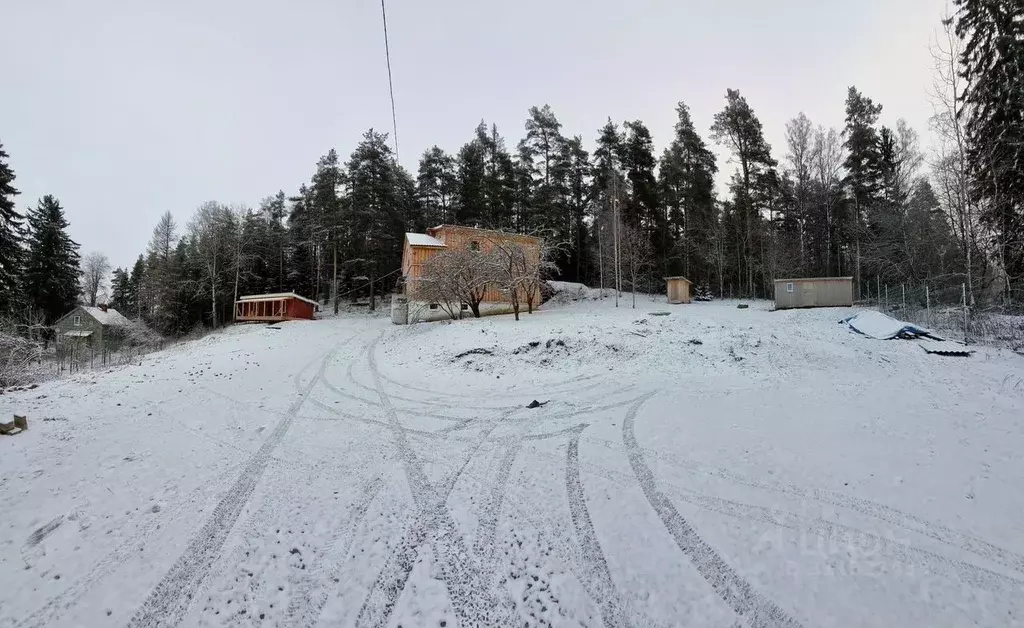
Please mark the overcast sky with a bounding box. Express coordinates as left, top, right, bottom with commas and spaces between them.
3, 0, 949, 269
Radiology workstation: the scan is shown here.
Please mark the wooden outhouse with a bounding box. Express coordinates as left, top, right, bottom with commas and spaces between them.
773, 277, 853, 309
665, 277, 692, 304
235, 293, 318, 322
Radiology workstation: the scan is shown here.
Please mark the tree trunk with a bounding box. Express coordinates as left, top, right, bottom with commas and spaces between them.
210, 271, 217, 328
332, 243, 339, 315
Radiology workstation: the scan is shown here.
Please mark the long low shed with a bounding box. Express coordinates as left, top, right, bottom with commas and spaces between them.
774, 277, 853, 309
235, 292, 319, 322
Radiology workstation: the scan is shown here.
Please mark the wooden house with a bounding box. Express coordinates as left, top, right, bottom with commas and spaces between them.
234, 293, 318, 322
398, 225, 543, 323
54, 304, 130, 351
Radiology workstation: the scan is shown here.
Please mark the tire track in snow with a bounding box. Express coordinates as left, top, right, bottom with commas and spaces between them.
623, 394, 803, 628
556, 442, 1024, 596
14, 463, 244, 628
123, 342, 344, 628
354, 334, 517, 628
584, 434, 1024, 576
283, 474, 384, 628
565, 425, 631, 628
378, 368, 605, 400
474, 440, 522, 565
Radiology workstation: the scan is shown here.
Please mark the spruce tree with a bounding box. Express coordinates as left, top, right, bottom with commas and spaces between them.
24, 195, 81, 323
128, 255, 146, 319
110, 267, 131, 313
346, 129, 408, 307
0, 140, 23, 317
287, 185, 317, 299
950, 0, 1024, 282
659, 102, 718, 281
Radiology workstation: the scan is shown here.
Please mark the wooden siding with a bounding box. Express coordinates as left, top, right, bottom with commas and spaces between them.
773, 277, 853, 309
402, 241, 437, 288
402, 225, 544, 306
54, 306, 106, 348
235, 296, 315, 322
666, 278, 691, 304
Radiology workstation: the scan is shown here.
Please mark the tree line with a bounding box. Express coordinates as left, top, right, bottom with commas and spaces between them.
0, 1, 1019, 337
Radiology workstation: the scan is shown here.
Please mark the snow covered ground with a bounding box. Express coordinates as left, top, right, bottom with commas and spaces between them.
2, 296, 1024, 627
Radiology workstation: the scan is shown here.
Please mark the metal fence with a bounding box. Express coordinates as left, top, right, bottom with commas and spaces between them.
864, 280, 1024, 350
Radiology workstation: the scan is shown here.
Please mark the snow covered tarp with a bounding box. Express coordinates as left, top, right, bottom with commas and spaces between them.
842, 310, 943, 340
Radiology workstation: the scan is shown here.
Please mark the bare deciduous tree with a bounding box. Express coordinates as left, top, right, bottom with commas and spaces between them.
811, 126, 845, 275
620, 223, 654, 308
786, 113, 814, 272
417, 248, 495, 319
930, 14, 983, 306
80, 251, 111, 307
417, 252, 469, 320
484, 232, 558, 321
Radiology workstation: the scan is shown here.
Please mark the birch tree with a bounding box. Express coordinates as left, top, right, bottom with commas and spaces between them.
188, 201, 232, 327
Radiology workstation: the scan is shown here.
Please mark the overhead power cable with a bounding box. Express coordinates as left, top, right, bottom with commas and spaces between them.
381, 0, 399, 161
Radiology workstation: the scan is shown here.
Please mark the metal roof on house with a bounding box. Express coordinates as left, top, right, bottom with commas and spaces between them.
405, 233, 446, 248
236, 292, 320, 307
80, 306, 130, 326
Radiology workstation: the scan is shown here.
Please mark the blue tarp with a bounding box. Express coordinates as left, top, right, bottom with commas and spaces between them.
841, 311, 943, 340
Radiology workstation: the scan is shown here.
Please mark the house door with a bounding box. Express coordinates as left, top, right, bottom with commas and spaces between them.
801, 282, 816, 307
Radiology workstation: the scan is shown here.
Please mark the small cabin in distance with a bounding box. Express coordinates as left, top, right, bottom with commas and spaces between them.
235, 293, 319, 322
665, 277, 692, 304
773, 277, 853, 309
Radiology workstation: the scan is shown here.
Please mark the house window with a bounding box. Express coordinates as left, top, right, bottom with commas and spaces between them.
469, 240, 480, 251
786, 283, 794, 293
461, 303, 469, 311
73, 315, 82, 326
429, 303, 439, 310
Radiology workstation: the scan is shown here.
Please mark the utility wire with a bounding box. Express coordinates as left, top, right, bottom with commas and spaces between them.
381, 0, 399, 161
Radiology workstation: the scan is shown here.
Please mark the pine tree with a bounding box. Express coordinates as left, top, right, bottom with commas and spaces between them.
842, 86, 884, 298
518, 105, 566, 230
0, 140, 23, 317
310, 149, 345, 303
417, 147, 458, 227
456, 134, 487, 227
659, 102, 718, 282
23, 195, 81, 323
478, 123, 517, 230
562, 136, 592, 281
711, 89, 778, 296
950, 0, 1024, 284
